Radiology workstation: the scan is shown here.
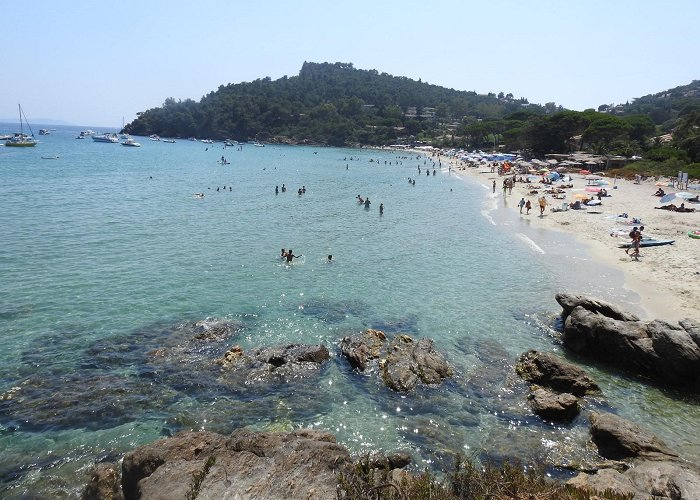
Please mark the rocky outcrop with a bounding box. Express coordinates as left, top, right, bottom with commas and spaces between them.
516, 350, 599, 396
528, 388, 579, 421
556, 293, 640, 322
84, 429, 412, 500
217, 343, 330, 384
340, 330, 453, 392
381, 336, 453, 392
339, 329, 386, 371
515, 350, 599, 422
556, 293, 700, 388
81, 463, 123, 500
568, 412, 700, 499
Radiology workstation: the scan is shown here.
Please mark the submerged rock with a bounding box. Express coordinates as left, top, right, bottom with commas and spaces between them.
381, 336, 453, 392
516, 350, 599, 396
340, 329, 452, 392
217, 343, 330, 385
528, 388, 579, 421
589, 411, 677, 461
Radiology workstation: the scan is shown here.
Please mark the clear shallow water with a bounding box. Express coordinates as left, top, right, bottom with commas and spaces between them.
1, 125, 699, 497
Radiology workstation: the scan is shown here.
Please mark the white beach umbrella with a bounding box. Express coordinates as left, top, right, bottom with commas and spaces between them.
674, 191, 697, 199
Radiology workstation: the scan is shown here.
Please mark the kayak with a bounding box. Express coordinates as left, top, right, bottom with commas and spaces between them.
618, 238, 675, 248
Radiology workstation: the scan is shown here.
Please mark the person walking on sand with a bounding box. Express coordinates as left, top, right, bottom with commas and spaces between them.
538, 196, 547, 215
492, 180, 496, 193
525, 200, 531, 214
518, 197, 526, 214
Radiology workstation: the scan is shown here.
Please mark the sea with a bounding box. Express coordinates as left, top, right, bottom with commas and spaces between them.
1, 124, 699, 497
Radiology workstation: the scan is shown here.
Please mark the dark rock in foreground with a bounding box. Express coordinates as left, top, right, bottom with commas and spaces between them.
83, 429, 413, 500
568, 412, 700, 499
556, 292, 700, 389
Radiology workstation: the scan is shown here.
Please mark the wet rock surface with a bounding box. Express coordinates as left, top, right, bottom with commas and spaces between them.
557, 293, 700, 389
340, 329, 453, 392
568, 412, 700, 499
528, 388, 579, 421
516, 350, 599, 396
84, 428, 414, 500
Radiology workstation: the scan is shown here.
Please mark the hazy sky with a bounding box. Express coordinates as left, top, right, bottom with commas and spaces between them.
2, 0, 697, 127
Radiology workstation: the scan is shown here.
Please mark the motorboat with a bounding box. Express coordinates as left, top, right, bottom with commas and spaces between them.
80, 129, 96, 136
162, 138, 176, 143
149, 134, 160, 141
201, 138, 213, 144
121, 137, 141, 147
92, 133, 119, 143
39, 129, 50, 135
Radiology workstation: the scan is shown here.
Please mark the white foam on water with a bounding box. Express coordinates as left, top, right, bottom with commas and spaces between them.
516, 233, 546, 254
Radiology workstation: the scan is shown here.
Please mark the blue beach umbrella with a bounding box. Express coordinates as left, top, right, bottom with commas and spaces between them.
660, 193, 676, 203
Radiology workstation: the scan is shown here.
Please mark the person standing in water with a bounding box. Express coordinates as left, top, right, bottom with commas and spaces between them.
285, 249, 301, 263
379, 203, 384, 215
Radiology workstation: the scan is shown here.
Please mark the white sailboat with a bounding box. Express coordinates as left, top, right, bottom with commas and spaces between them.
5, 104, 38, 147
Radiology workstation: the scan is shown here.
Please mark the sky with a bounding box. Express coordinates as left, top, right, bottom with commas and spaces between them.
2, 0, 698, 128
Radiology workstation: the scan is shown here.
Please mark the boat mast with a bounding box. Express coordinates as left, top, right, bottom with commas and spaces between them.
19, 104, 35, 138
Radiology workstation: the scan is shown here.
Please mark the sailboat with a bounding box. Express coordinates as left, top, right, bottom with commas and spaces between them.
5, 104, 38, 147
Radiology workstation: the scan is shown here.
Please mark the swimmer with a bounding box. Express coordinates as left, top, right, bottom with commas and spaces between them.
281, 249, 287, 259
285, 250, 301, 263
327, 255, 333, 262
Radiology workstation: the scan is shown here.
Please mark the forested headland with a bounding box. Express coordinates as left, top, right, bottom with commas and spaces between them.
125, 62, 700, 175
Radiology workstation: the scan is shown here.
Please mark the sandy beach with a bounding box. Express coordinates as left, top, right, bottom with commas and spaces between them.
434, 152, 700, 322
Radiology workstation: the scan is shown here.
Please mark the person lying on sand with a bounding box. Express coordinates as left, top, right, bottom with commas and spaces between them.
655, 203, 697, 212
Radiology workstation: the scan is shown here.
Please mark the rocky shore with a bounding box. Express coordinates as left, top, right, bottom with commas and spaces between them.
79, 294, 700, 499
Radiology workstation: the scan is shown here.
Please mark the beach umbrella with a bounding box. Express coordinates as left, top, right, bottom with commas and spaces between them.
574, 193, 590, 199
660, 193, 676, 203
595, 180, 609, 186
585, 186, 601, 193
674, 191, 697, 199
579, 169, 591, 175
585, 175, 602, 180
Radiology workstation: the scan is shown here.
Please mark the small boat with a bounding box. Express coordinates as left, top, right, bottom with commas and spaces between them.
41, 155, 60, 159
618, 238, 675, 248
162, 138, 176, 143
80, 129, 96, 136
92, 133, 119, 143
5, 104, 38, 147
201, 138, 213, 144
39, 129, 50, 135
121, 137, 141, 147
149, 134, 160, 141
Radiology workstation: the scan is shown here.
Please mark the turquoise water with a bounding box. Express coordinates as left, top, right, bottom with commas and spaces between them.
1, 125, 698, 497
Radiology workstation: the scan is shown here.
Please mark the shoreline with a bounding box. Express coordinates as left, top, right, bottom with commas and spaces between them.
429, 150, 700, 322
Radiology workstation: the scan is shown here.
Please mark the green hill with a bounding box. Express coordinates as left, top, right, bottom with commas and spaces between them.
124, 62, 543, 146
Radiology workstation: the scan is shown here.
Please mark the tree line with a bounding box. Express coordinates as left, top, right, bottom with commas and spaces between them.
124, 63, 699, 172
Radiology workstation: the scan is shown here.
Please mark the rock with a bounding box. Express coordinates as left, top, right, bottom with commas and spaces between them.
562, 305, 700, 387
516, 350, 599, 396
339, 329, 386, 371
120, 429, 351, 500
381, 336, 453, 392
192, 318, 235, 341
366, 452, 412, 470
218, 343, 330, 385
81, 462, 123, 500
528, 388, 579, 421
589, 412, 677, 460
568, 411, 700, 498
556, 293, 640, 322
680, 318, 700, 348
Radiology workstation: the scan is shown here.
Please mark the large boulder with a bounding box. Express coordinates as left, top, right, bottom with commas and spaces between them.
120, 429, 351, 500
560, 300, 700, 388
556, 293, 640, 322
568, 412, 700, 499
82, 463, 123, 500
516, 350, 599, 396
680, 318, 700, 348
589, 411, 677, 461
